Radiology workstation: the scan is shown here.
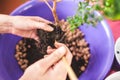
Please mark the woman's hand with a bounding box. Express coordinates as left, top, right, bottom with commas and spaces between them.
0, 14, 53, 40
19, 42, 73, 80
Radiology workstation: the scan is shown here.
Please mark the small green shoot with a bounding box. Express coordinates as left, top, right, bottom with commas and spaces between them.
67, 1, 103, 31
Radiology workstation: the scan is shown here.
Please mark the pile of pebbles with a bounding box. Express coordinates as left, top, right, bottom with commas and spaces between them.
15, 20, 91, 78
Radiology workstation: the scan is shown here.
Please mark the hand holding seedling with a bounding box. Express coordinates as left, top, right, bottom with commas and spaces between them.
19, 42, 72, 80
0, 14, 53, 41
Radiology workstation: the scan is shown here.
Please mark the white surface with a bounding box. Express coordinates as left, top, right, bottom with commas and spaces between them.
105, 71, 120, 80
115, 37, 120, 65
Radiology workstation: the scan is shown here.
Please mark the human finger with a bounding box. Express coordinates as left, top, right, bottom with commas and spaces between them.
26, 16, 52, 24
39, 46, 67, 72
54, 41, 65, 48
29, 33, 39, 42
53, 58, 67, 75
54, 42, 73, 65
47, 46, 56, 54
11, 16, 53, 32
44, 55, 49, 58
31, 21, 53, 31
47, 48, 56, 54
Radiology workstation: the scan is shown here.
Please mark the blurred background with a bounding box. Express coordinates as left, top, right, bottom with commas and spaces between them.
0, 0, 27, 14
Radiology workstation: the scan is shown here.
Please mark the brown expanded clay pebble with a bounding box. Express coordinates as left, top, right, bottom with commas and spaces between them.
70, 46, 74, 51
21, 64, 28, 70
72, 42, 76, 46
18, 60, 23, 66
23, 59, 28, 64
80, 66, 86, 72
19, 40, 23, 45
16, 45, 19, 52
83, 55, 89, 60
75, 56, 79, 61
76, 53, 82, 57
18, 59, 24, 65
27, 45, 31, 48
22, 53, 27, 57
22, 47, 27, 52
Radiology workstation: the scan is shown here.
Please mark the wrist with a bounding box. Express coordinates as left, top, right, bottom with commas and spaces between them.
0, 14, 13, 33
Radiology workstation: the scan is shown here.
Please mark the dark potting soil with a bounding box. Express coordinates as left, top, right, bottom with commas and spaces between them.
15, 20, 90, 79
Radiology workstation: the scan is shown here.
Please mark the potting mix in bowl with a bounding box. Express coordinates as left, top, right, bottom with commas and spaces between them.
0, 0, 114, 80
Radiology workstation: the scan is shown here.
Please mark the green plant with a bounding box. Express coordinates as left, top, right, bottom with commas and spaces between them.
67, 1, 102, 31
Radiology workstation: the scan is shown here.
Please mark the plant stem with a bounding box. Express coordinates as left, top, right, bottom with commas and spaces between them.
52, 0, 59, 25
43, 0, 53, 11
43, 0, 59, 25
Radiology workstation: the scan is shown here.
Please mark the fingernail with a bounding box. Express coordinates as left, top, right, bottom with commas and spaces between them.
54, 41, 58, 45
47, 46, 52, 50
54, 41, 59, 47
34, 37, 39, 42
46, 25, 54, 31
58, 46, 66, 55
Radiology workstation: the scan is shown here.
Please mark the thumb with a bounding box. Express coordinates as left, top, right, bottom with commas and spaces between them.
40, 46, 67, 72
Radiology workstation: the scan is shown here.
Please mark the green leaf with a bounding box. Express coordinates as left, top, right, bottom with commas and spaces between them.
67, 1, 102, 31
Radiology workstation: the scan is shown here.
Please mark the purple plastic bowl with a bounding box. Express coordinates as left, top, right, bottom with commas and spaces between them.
0, 0, 114, 80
